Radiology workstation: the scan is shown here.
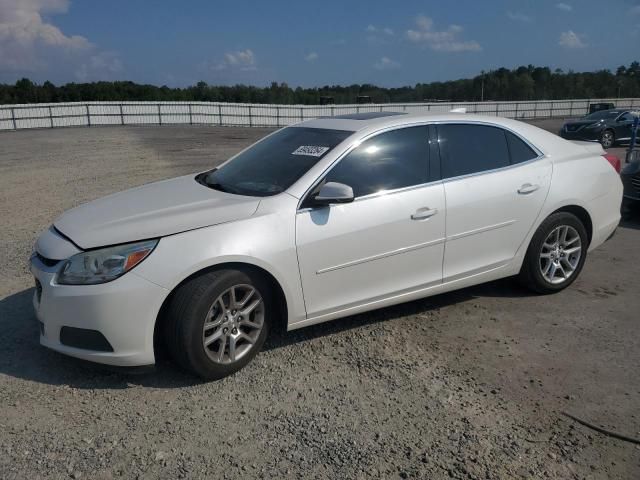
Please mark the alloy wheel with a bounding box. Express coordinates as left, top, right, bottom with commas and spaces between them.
539, 225, 582, 285
601, 131, 614, 149
202, 284, 264, 364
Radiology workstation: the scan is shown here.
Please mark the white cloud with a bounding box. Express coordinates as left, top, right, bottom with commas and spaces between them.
210, 49, 257, 71
558, 30, 587, 48
406, 15, 481, 52
556, 3, 573, 11
304, 52, 318, 62
374, 56, 400, 70
0, 0, 92, 71
507, 12, 532, 22
76, 51, 122, 81
366, 24, 394, 35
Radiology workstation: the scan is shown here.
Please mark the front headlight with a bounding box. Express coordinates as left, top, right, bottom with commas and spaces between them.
585, 122, 602, 129
57, 239, 158, 285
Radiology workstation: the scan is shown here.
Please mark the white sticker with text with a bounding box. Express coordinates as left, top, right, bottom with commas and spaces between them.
291, 145, 330, 157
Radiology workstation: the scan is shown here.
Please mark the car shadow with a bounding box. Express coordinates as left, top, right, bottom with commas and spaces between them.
0, 278, 533, 388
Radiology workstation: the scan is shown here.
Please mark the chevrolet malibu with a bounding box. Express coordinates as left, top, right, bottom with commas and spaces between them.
31, 112, 622, 379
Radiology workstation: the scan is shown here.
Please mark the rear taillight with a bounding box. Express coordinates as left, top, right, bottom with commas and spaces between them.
602, 153, 621, 173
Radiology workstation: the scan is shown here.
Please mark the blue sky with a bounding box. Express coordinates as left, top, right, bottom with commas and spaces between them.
1, 0, 639, 87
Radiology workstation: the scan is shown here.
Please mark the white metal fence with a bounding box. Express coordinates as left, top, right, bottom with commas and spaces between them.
0, 98, 638, 131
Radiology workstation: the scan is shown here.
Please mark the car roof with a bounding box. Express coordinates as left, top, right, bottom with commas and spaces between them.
294, 112, 542, 134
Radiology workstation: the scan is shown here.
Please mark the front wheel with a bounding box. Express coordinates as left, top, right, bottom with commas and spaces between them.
600, 129, 615, 149
165, 269, 271, 380
519, 212, 588, 294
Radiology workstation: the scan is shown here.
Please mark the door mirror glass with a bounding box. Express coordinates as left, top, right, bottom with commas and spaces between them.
312, 182, 354, 205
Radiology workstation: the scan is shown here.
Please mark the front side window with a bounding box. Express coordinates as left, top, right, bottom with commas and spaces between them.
438, 124, 510, 179
323, 126, 430, 198
204, 127, 352, 196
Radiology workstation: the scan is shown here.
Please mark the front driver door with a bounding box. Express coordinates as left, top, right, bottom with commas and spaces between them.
296, 126, 446, 320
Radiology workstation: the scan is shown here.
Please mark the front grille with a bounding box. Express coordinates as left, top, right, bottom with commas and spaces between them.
36, 253, 59, 268
631, 175, 640, 194
34, 278, 42, 303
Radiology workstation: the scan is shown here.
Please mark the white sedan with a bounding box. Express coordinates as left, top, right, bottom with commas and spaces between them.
31, 112, 622, 379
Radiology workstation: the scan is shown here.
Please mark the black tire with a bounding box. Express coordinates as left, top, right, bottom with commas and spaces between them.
165, 269, 272, 380
600, 129, 615, 149
519, 212, 588, 294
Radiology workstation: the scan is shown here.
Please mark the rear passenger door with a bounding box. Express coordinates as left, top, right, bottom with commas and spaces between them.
437, 123, 552, 281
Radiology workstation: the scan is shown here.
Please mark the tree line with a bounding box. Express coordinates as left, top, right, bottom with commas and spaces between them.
2, 62, 639, 105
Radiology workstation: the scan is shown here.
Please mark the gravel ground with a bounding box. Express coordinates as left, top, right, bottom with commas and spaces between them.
0, 121, 639, 479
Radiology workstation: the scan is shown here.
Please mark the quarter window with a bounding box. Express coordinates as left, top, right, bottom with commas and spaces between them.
323, 126, 429, 197
506, 131, 538, 164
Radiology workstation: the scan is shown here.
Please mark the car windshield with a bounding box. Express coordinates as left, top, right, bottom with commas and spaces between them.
204, 127, 352, 196
584, 110, 620, 120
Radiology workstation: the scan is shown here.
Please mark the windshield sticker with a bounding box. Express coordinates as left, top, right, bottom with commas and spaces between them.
291, 145, 330, 157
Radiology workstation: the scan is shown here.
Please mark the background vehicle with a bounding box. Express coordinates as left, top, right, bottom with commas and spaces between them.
588, 102, 615, 114
560, 110, 636, 148
30, 113, 622, 379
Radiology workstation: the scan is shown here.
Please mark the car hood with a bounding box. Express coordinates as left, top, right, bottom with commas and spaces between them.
54, 174, 260, 249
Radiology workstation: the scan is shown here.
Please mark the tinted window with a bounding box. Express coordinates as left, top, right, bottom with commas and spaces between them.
618, 112, 633, 122
506, 131, 538, 164
438, 124, 510, 179
323, 126, 429, 197
205, 127, 352, 196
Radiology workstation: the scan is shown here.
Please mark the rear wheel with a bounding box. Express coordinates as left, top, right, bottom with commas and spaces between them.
519, 212, 588, 294
166, 269, 271, 380
600, 129, 615, 149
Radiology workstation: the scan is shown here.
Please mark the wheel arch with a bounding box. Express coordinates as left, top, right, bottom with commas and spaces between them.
153, 261, 290, 358
550, 204, 593, 244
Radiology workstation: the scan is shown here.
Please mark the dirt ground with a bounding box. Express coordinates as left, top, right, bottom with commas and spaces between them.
0, 120, 639, 479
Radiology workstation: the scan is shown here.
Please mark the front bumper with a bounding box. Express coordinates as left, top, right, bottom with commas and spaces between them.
621, 174, 640, 202
30, 254, 168, 366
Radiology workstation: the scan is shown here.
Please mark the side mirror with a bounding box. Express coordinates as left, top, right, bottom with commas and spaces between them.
312, 182, 354, 206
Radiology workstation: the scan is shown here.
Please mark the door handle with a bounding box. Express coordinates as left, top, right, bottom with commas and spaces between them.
517, 183, 540, 194
411, 207, 438, 220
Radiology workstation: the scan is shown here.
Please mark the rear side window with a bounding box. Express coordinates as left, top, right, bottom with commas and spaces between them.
506, 131, 538, 164
324, 126, 429, 197
438, 124, 510, 179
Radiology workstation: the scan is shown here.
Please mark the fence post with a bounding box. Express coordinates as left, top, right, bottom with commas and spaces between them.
495, 103, 499, 117
48, 106, 54, 128
120, 104, 124, 125
533, 102, 538, 119
157, 104, 162, 125
10, 107, 16, 130
569, 100, 574, 117
188, 104, 193, 125
249, 106, 253, 127
514, 102, 519, 119
218, 104, 223, 126
331, 105, 335, 117
300, 107, 303, 122
86, 104, 91, 127
403, 104, 407, 112
276, 105, 280, 127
